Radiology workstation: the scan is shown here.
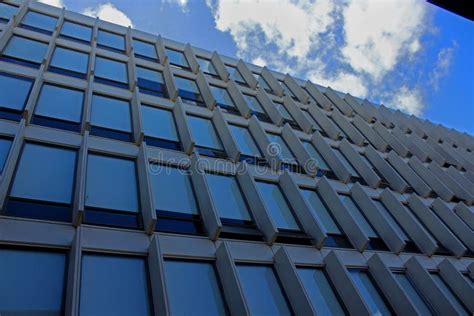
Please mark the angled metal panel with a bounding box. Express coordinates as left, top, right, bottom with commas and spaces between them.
324, 87, 354, 117
437, 259, 474, 313
330, 109, 365, 146
131, 88, 144, 144
283, 95, 312, 133
283, 74, 309, 104
173, 98, 194, 154
409, 133, 446, 166
281, 124, 316, 176
162, 63, 178, 101
344, 94, 376, 122
365, 145, 408, 193
248, 116, 280, 170
210, 51, 229, 81
72, 132, 88, 226
148, 235, 170, 316
137, 143, 157, 234
261, 66, 284, 96
454, 202, 474, 230
212, 108, 240, 162
339, 139, 381, 188
428, 162, 473, 204
183, 43, 199, 73
352, 115, 388, 151
408, 156, 454, 201
446, 166, 474, 196
236, 59, 258, 89
373, 122, 410, 158
155, 35, 168, 65
256, 88, 283, 125
65, 228, 82, 316
311, 132, 351, 183
196, 71, 216, 110
307, 104, 341, 140
304, 81, 333, 110
391, 127, 429, 162
227, 80, 252, 118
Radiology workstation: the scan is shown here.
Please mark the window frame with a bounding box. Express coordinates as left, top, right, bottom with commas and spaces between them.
96, 29, 126, 53
48, 46, 89, 79
0, 72, 34, 121
59, 20, 93, 44
1, 35, 49, 69
165, 47, 190, 70
136, 66, 168, 98
187, 114, 227, 159
93, 56, 129, 89
141, 104, 181, 151
20, 10, 57, 35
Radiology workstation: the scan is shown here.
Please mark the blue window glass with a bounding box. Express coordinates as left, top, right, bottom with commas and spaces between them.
9, 143, 76, 204
150, 164, 198, 215
210, 85, 235, 110
97, 30, 125, 52
141, 105, 179, 142
297, 268, 346, 316
79, 254, 152, 316
333, 148, 359, 177
225, 65, 245, 84
339, 195, 379, 238
0, 3, 18, 23
136, 66, 167, 97
187, 115, 223, 150
133, 39, 158, 60
164, 260, 228, 315
300, 189, 341, 234
85, 154, 139, 213
430, 273, 469, 315
349, 269, 392, 316
21, 11, 57, 34
94, 56, 128, 87
166, 47, 189, 68
0, 73, 33, 118
196, 57, 217, 76
302, 110, 322, 131
303, 141, 330, 171
267, 133, 297, 164
243, 94, 265, 114
49, 47, 89, 77
33, 84, 83, 131
0, 249, 66, 315
393, 273, 432, 315
237, 264, 292, 316
274, 101, 293, 121
2, 36, 48, 68
174, 76, 203, 105
0, 138, 12, 173
256, 74, 273, 93
256, 181, 300, 230
229, 124, 261, 158
207, 173, 251, 221
280, 80, 297, 98
373, 200, 410, 241
90, 94, 132, 133
60, 21, 92, 42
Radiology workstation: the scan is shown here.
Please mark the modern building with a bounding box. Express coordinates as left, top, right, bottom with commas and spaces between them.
0, 0, 473, 315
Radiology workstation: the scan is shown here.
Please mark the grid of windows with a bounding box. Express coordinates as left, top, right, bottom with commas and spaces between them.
0, 3, 18, 23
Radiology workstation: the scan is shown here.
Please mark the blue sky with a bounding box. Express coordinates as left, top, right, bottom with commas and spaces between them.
42, 0, 473, 135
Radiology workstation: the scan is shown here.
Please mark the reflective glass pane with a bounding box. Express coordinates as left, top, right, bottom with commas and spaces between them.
94, 57, 128, 84
166, 48, 188, 67
0, 138, 12, 173
339, 195, 378, 238
60, 21, 92, 42
21, 11, 57, 32
297, 268, 345, 316
349, 270, 392, 316
133, 39, 157, 59
257, 74, 272, 91
373, 200, 409, 241
393, 273, 432, 316
174, 76, 199, 94
300, 189, 340, 234
35, 84, 83, 122
164, 260, 228, 315
302, 110, 322, 130
225, 65, 245, 83
196, 57, 217, 75
4, 36, 48, 64
274, 102, 293, 120
267, 133, 296, 163
50, 47, 89, 74
430, 273, 469, 315
256, 181, 300, 230
333, 148, 359, 177
0, 3, 18, 22
85, 155, 139, 212
243, 94, 265, 113
187, 116, 223, 150
137, 66, 164, 83
141, 105, 178, 141
80, 254, 151, 316
90, 94, 132, 132
303, 142, 330, 170
0, 73, 33, 111
0, 249, 66, 315
207, 173, 251, 221
149, 164, 198, 215
10, 144, 76, 204
97, 30, 125, 51
210, 86, 234, 107
229, 125, 261, 157
237, 265, 292, 316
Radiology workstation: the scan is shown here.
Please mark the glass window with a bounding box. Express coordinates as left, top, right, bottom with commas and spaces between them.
21, 11, 57, 34
225, 65, 245, 83
2, 36, 48, 67
9, 143, 76, 204
349, 269, 392, 316
0, 138, 12, 173
300, 189, 340, 234
393, 273, 432, 315
256, 181, 300, 230
207, 173, 251, 221
150, 164, 198, 215
187, 115, 223, 150
79, 254, 152, 316
237, 264, 292, 316
85, 154, 139, 213
274, 101, 293, 121
133, 39, 158, 60
164, 260, 228, 315
280, 80, 297, 98
90, 94, 132, 133
97, 30, 125, 51
303, 141, 330, 171
339, 195, 378, 238
229, 125, 261, 158
174, 76, 203, 105
430, 273, 469, 315
333, 148, 359, 177
0, 248, 66, 315
255, 74, 273, 93
166, 47, 189, 68
297, 268, 346, 316
0, 3, 18, 23
196, 57, 217, 76
0, 72, 33, 116
60, 21, 92, 42
136, 66, 167, 97
267, 133, 297, 164
372, 200, 410, 241
94, 56, 128, 86
210, 85, 235, 109
243, 94, 265, 114
34, 84, 84, 127
49, 47, 89, 77
141, 105, 179, 142
303, 110, 322, 131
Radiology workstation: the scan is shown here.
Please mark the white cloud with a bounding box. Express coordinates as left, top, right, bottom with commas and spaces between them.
163, 0, 189, 12
388, 86, 424, 116
429, 42, 457, 91
310, 71, 368, 97
83, 3, 133, 27
36, 0, 64, 8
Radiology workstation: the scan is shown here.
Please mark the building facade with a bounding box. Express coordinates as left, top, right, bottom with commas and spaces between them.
0, 0, 473, 315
